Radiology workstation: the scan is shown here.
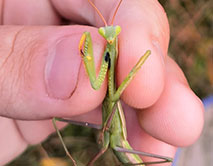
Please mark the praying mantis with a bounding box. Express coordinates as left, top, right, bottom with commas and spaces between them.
52, 0, 173, 165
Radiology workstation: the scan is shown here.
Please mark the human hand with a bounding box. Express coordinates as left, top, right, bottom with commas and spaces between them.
0, 0, 204, 165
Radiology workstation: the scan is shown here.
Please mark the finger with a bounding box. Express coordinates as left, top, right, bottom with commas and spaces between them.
0, 26, 106, 120
124, 104, 176, 164
51, 0, 114, 25
116, 0, 169, 108
0, 117, 27, 165
2, 0, 60, 25
138, 57, 204, 147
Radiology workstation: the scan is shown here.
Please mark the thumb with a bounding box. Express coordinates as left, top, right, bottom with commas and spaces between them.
0, 26, 106, 120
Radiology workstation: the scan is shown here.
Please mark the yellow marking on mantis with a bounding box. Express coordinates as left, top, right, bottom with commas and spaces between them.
86, 55, 92, 61
78, 33, 86, 54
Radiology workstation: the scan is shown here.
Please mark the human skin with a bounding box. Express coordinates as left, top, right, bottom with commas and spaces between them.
0, 0, 204, 165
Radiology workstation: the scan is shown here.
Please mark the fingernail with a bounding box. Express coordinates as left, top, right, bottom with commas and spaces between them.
45, 36, 81, 99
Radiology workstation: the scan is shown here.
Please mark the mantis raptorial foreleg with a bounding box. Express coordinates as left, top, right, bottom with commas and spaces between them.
79, 31, 151, 101
79, 32, 109, 90
109, 50, 150, 101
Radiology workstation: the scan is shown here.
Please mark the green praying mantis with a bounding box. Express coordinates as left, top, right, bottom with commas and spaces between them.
52, 0, 173, 165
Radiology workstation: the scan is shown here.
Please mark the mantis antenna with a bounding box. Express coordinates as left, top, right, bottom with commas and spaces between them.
88, 0, 123, 26
111, 0, 123, 25
88, 0, 108, 26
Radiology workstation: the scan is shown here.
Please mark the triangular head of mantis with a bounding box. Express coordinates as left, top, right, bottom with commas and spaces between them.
98, 25, 121, 44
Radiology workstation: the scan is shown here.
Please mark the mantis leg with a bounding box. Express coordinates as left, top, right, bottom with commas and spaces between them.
83, 102, 118, 165
98, 102, 118, 143
110, 50, 151, 101
87, 132, 110, 166
87, 147, 108, 166
114, 146, 173, 165
53, 117, 105, 166
55, 117, 102, 130
52, 118, 77, 166
79, 32, 109, 90
101, 102, 118, 131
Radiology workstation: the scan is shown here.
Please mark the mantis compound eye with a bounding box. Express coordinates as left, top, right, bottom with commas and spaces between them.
115, 26, 121, 36
98, 27, 106, 38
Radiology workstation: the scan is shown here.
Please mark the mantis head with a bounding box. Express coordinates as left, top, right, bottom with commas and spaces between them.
98, 26, 121, 44
88, 0, 123, 44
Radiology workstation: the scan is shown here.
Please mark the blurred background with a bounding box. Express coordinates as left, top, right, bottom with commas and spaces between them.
159, 0, 213, 166
7, 0, 213, 166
